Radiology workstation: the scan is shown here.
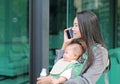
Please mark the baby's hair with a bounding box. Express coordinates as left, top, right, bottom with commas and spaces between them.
70, 39, 84, 52
73, 43, 83, 54
68, 40, 83, 58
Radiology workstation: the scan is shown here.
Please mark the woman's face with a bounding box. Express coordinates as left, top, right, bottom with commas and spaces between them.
72, 17, 82, 39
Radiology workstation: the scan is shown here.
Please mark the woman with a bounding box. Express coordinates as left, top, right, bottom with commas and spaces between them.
37, 10, 109, 84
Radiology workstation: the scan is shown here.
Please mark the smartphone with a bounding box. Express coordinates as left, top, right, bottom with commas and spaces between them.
66, 28, 73, 39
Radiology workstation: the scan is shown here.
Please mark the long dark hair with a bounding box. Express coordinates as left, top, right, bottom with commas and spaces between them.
76, 10, 107, 72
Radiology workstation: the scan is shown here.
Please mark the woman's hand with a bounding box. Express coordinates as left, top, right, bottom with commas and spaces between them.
36, 76, 52, 84
51, 78, 59, 84
62, 28, 74, 50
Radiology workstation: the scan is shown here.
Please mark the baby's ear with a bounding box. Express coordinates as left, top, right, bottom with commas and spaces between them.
74, 55, 78, 59
74, 56, 76, 59
75, 54, 80, 59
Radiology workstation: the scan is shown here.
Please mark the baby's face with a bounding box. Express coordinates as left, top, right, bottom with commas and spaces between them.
63, 44, 82, 62
63, 46, 75, 62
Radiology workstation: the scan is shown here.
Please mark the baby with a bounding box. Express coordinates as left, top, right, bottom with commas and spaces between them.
50, 42, 83, 84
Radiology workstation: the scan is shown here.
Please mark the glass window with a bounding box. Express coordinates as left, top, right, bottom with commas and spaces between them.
49, 0, 66, 71
0, 0, 29, 84
115, 0, 120, 47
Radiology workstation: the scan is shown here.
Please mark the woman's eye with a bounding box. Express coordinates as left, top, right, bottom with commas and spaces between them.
75, 25, 78, 27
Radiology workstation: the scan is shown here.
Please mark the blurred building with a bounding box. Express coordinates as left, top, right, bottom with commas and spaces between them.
0, 0, 120, 84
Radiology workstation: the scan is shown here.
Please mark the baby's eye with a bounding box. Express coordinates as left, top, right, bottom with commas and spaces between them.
64, 51, 68, 54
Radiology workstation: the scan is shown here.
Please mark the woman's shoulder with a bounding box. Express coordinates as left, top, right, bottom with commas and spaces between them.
92, 44, 108, 65
92, 43, 108, 55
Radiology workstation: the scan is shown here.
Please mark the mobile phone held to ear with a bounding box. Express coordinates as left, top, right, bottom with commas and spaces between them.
66, 28, 73, 39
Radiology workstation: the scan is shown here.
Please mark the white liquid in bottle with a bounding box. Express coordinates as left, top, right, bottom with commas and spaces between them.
40, 68, 47, 77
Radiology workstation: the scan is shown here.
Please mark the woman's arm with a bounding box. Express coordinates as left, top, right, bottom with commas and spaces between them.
52, 76, 67, 84
55, 28, 74, 62
36, 76, 53, 84
62, 28, 74, 50
64, 45, 109, 84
